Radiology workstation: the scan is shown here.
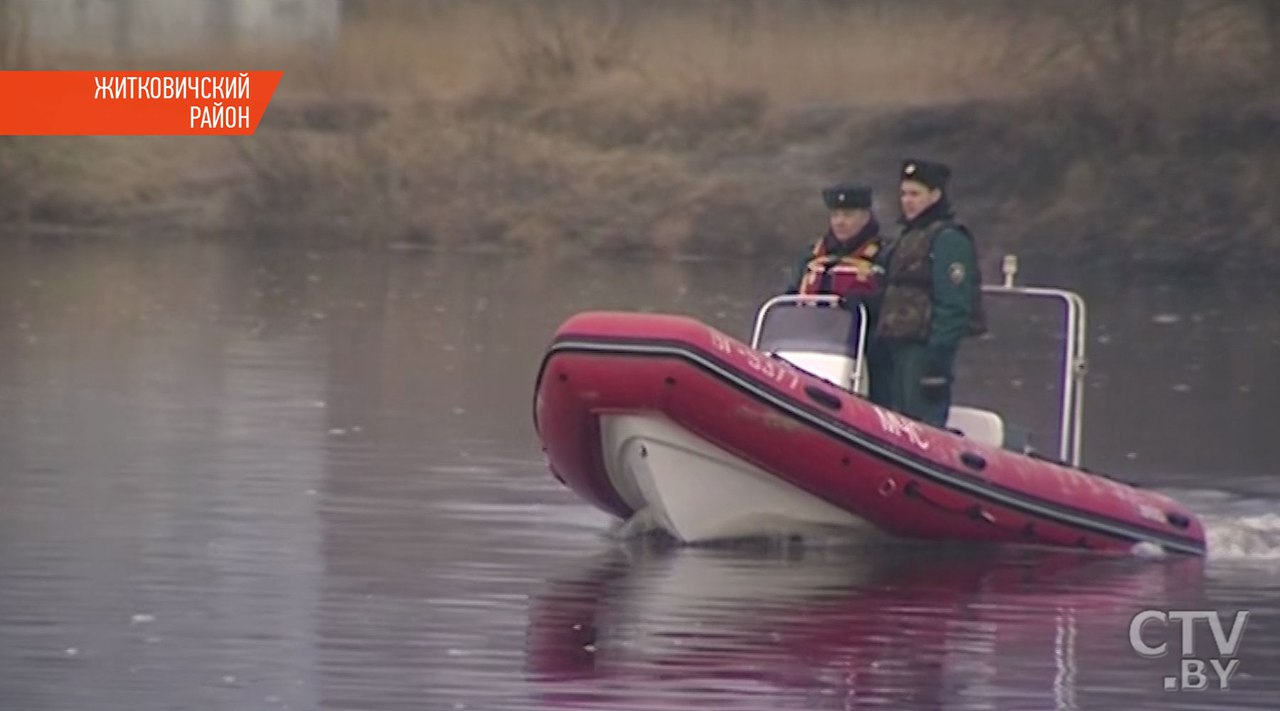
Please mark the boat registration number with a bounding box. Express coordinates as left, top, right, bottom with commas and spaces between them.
707, 328, 802, 391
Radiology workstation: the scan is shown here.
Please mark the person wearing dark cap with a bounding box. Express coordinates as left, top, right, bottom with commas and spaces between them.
872, 159, 987, 428
783, 182, 890, 404
785, 182, 883, 301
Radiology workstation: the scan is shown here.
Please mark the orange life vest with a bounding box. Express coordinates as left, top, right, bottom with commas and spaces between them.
797, 235, 881, 298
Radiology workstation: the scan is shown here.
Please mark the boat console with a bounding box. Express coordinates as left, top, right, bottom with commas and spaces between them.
750, 255, 1087, 465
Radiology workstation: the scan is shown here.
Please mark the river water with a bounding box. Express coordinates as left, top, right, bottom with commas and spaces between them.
1, 240, 1277, 710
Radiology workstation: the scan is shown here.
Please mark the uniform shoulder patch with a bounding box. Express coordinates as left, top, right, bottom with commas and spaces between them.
948, 261, 966, 285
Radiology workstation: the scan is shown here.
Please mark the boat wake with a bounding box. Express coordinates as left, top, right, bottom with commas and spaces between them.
1169, 488, 1280, 563
1204, 513, 1280, 562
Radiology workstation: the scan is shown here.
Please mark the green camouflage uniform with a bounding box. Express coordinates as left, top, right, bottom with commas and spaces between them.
874, 214, 985, 427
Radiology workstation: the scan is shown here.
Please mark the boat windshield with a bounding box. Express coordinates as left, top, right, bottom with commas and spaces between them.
751, 298, 867, 359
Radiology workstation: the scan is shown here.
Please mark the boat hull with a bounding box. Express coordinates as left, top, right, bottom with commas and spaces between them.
601, 413, 879, 543
533, 311, 1206, 556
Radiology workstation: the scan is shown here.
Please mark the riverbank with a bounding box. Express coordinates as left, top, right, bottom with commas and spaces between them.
3, 1, 1277, 275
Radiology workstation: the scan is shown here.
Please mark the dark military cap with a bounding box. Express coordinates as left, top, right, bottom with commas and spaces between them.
901, 159, 952, 190
822, 183, 872, 210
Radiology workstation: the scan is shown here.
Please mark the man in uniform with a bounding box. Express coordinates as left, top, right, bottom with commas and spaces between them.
784, 182, 891, 405
873, 159, 986, 427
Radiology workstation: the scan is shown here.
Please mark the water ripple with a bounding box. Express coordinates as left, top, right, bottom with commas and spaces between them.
2, 243, 1278, 710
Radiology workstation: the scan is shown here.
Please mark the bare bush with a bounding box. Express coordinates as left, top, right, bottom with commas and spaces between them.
492, 0, 642, 92
1000, 0, 1275, 149
0, 0, 30, 69
1260, 0, 1280, 81
0, 0, 31, 225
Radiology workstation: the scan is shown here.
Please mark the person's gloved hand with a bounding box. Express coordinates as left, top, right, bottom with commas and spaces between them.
919, 349, 952, 401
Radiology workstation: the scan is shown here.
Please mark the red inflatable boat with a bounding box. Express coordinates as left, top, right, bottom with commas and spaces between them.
532, 258, 1206, 556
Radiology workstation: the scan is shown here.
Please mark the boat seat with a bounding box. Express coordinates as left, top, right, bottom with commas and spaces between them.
945, 406, 1005, 449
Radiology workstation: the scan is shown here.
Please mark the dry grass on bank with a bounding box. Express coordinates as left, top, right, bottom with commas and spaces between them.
4, 1, 1279, 272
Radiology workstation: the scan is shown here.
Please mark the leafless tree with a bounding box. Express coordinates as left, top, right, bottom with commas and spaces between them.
1261, 0, 1280, 82
0, 0, 31, 69
494, 0, 642, 91
998, 0, 1233, 148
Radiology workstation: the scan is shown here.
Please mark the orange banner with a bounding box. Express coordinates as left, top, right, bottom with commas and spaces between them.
0, 71, 283, 135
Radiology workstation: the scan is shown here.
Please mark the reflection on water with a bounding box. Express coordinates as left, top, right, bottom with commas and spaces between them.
525, 544, 1220, 710
0, 240, 1278, 710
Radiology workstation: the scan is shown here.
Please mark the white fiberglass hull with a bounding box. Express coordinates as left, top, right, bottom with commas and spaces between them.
598, 414, 876, 544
